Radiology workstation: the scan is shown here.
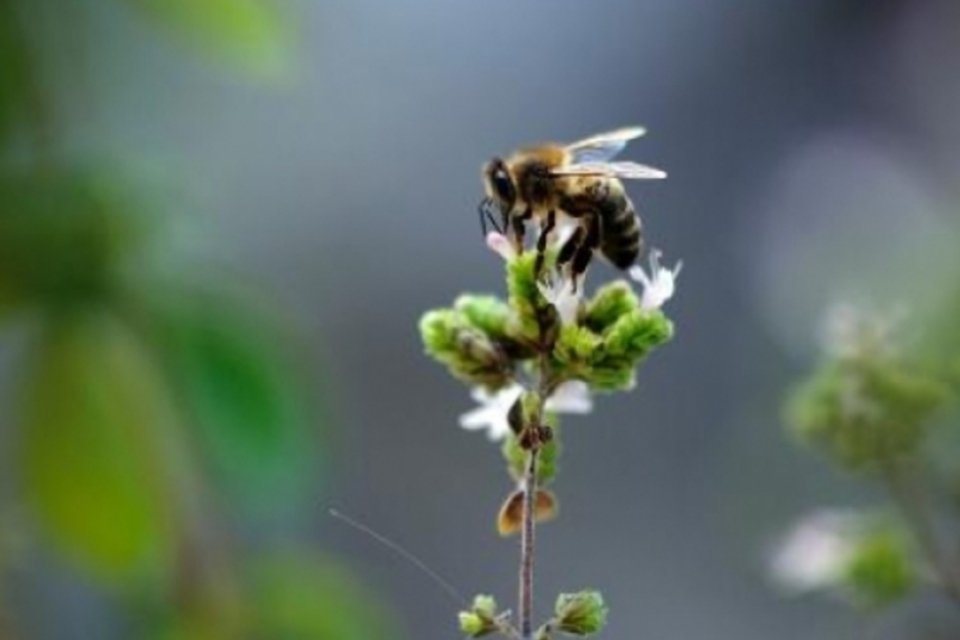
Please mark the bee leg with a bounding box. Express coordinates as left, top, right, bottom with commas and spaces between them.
570, 214, 601, 293
556, 225, 584, 268
533, 210, 556, 278
511, 207, 532, 254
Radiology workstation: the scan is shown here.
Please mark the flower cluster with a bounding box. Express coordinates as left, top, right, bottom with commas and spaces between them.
421, 233, 678, 438
421, 227, 679, 638
785, 304, 948, 470
770, 510, 916, 607
773, 300, 960, 614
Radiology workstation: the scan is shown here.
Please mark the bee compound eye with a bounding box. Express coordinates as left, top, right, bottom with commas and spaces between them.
493, 171, 513, 200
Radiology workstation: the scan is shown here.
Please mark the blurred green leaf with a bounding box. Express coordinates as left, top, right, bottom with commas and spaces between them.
248, 552, 395, 639
21, 314, 177, 582
843, 529, 916, 607
0, 1, 32, 143
122, 0, 290, 76
0, 168, 147, 311
146, 292, 313, 511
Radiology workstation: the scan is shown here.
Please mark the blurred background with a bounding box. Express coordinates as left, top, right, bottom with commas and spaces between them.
2, 0, 960, 638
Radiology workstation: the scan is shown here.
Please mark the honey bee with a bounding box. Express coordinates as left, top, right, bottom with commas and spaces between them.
479, 127, 666, 287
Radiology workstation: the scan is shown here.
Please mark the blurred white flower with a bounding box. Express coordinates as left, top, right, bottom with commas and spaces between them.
537, 272, 581, 325
838, 374, 881, 422
820, 301, 906, 361
769, 509, 860, 594
628, 249, 682, 311
460, 381, 594, 441
486, 231, 517, 261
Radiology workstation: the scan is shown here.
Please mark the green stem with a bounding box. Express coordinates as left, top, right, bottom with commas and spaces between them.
880, 457, 960, 606
519, 445, 539, 639
518, 344, 554, 639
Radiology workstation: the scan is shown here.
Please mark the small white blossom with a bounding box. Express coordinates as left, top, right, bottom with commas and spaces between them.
459, 381, 594, 441
537, 272, 581, 325
769, 509, 861, 594
820, 301, 906, 361
459, 385, 522, 441
485, 231, 517, 261
628, 249, 682, 311
546, 380, 593, 414
838, 374, 881, 422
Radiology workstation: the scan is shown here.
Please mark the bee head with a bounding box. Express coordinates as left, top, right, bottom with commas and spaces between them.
483, 157, 517, 216
478, 157, 516, 237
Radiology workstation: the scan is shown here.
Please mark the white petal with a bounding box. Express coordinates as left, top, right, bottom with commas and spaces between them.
459, 385, 522, 441
769, 510, 860, 594
470, 386, 493, 404
458, 406, 511, 441
627, 264, 652, 287
545, 380, 593, 414
537, 272, 581, 325
629, 250, 681, 311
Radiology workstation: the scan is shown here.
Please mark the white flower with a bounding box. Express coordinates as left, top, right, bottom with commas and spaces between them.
545, 380, 593, 414
628, 249, 682, 311
486, 231, 517, 261
459, 385, 522, 441
769, 510, 861, 594
537, 272, 581, 325
459, 381, 594, 441
820, 301, 905, 361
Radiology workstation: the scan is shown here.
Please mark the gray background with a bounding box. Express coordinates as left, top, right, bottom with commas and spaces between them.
28, 0, 960, 637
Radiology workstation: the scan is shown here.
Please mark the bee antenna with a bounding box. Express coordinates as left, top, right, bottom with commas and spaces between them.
478, 198, 502, 238
478, 200, 489, 237
327, 507, 468, 607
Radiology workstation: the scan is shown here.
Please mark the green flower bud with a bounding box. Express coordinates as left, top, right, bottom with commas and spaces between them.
458, 594, 499, 637
507, 253, 549, 343
534, 625, 554, 640
455, 295, 511, 340
555, 590, 608, 636
787, 358, 948, 470
600, 309, 673, 360
579, 309, 672, 391
458, 612, 487, 637
554, 326, 602, 374
584, 281, 640, 333
583, 366, 636, 393
419, 309, 512, 389
843, 530, 916, 607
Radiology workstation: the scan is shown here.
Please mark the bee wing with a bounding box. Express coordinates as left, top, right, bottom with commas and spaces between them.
564, 126, 647, 164
551, 161, 667, 180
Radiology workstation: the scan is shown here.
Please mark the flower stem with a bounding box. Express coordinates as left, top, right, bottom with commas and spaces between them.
518, 342, 554, 639
880, 457, 960, 606
519, 446, 539, 639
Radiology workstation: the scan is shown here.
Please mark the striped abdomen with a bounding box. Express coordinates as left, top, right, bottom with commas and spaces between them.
597, 181, 642, 269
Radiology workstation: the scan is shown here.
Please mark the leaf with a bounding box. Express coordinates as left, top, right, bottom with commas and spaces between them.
0, 168, 149, 311
122, 0, 290, 76
146, 292, 313, 512
21, 314, 177, 582
248, 552, 396, 639
0, 1, 32, 142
